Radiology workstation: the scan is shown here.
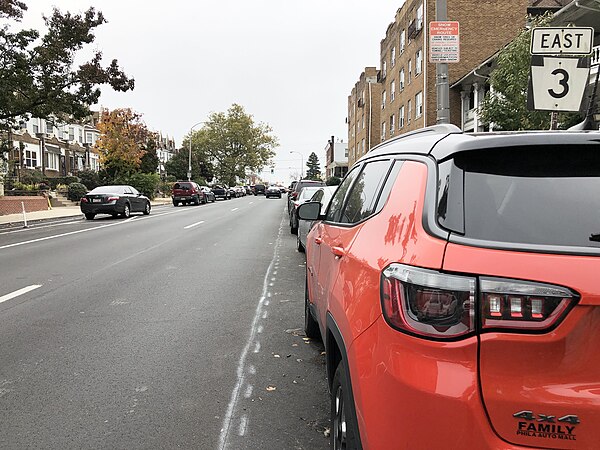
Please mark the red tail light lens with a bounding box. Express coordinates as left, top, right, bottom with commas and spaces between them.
381, 264, 578, 339
382, 265, 476, 339
291, 192, 298, 200
80, 197, 88, 203
107, 196, 119, 202
480, 278, 576, 331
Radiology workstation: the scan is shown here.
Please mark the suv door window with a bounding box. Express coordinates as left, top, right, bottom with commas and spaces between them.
325, 167, 361, 223
339, 160, 392, 224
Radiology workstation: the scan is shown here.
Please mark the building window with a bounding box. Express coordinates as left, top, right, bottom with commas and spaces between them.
381, 121, 387, 141
399, 106, 405, 128
400, 69, 405, 91
417, 4, 424, 30
416, 49, 423, 75
416, 91, 423, 118
390, 114, 395, 135
382, 90, 386, 109
25, 149, 37, 168
345, 147, 349, 158
408, 59, 412, 84
362, 139, 365, 153
408, 99, 412, 124
382, 60, 387, 78
391, 46, 396, 67
85, 132, 93, 144
361, 115, 365, 129
45, 121, 53, 134
47, 152, 59, 171
390, 80, 395, 102
400, 30, 406, 53
32, 123, 39, 135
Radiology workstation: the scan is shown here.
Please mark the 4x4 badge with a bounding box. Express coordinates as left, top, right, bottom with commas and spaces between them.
513, 410, 580, 441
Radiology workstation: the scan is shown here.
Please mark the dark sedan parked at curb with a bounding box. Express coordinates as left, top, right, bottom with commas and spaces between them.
200, 186, 216, 202
80, 185, 150, 220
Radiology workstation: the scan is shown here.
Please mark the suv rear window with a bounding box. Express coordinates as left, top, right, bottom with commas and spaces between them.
173, 182, 192, 190
439, 145, 600, 248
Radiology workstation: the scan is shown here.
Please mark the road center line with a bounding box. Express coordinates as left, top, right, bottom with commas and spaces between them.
184, 220, 205, 230
231, 208, 239, 212
0, 285, 42, 304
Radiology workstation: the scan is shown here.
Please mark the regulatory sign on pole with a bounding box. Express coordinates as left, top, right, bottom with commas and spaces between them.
429, 21, 459, 63
527, 55, 590, 112
531, 27, 594, 56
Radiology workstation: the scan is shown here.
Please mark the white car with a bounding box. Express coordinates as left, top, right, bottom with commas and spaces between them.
296, 186, 337, 251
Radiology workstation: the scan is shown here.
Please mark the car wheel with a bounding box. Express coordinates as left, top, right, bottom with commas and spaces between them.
143, 202, 151, 215
290, 212, 298, 235
211, 197, 216, 203
304, 277, 319, 339
84, 213, 95, 220
122, 203, 131, 218
331, 362, 359, 450
173, 201, 179, 207
194, 196, 200, 206
297, 232, 305, 253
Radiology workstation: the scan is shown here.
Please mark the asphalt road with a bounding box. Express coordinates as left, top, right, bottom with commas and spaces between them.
0, 196, 329, 449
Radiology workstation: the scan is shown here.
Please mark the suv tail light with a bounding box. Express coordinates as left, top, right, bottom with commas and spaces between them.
291, 192, 298, 200
381, 264, 577, 340
80, 197, 88, 203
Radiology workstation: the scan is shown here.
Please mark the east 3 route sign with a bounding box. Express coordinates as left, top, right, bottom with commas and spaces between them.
527, 27, 593, 112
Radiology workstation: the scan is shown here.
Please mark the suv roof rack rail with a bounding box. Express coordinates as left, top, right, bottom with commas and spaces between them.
392, 124, 462, 141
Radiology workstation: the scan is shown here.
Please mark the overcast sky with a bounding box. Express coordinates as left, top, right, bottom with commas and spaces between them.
23, 1, 402, 183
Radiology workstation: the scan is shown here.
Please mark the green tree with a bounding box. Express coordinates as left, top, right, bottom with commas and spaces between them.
186, 104, 277, 186
305, 152, 321, 180
139, 133, 160, 174
326, 176, 341, 186
479, 13, 582, 130
164, 148, 213, 182
0, 2, 134, 132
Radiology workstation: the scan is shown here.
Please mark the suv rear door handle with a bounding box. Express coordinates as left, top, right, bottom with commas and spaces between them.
314, 237, 322, 245
331, 246, 346, 257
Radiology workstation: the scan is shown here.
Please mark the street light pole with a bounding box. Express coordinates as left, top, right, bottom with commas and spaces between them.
188, 121, 205, 181
289, 151, 303, 179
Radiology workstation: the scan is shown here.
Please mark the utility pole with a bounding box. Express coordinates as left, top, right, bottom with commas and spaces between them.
435, 0, 450, 124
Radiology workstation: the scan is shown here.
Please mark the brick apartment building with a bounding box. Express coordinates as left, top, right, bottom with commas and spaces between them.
347, 0, 539, 167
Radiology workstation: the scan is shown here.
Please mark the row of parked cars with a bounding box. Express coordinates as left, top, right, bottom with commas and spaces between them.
289, 125, 600, 449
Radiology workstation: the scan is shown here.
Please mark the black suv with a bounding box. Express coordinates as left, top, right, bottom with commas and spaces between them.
254, 184, 266, 195
287, 179, 324, 214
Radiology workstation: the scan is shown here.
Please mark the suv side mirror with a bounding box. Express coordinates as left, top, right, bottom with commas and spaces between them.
298, 202, 321, 221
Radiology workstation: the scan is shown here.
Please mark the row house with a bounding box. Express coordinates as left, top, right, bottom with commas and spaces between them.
324, 136, 349, 179
4, 116, 101, 181
154, 133, 177, 178
347, 0, 540, 167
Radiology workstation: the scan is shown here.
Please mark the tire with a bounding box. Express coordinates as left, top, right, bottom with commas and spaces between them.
304, 276, 319, 339
290, 212, 298, 235
122, 203, 131, 218
297, 232, 305, 253
173, 201, 179, 207
84, 213, 95, 220
194, 196, 200, 206
143, 202, 151, 215
211, 197, 216, 203
331, 363, 360, 450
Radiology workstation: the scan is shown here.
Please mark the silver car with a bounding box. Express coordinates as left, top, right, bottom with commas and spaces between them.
296, 186, 337, 252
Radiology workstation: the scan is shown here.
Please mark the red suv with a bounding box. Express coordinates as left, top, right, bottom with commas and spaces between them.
299, 125, 600, 449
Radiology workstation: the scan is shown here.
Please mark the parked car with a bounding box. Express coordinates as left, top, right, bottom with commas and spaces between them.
296, 186, 336, 252
298, 125, 600, 449
289, 186, 321, 234
254, 184, 266, 195
171, 181, 206, 206
244, 185, 253, 195
287, 179, 324, 214
265, 185, 282, 198
80, 185, 150, 220
199, 186, 216, 203
211, 185, 231, 200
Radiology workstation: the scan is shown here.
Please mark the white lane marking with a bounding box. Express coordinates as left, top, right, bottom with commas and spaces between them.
0, 219, 82, 235
264, 300, 270, 306
218, 216, 284, 450
262, 311, 268, 319
244, 385, 253, 398
253, 341, 261, 353
249, 202, 254, 205
231, 208, 239, 212
0, 285, 42, 304
267, 292, 272, 298
257, 325, 264, 334
238, 416, 248, 436
184, 220, 205, 230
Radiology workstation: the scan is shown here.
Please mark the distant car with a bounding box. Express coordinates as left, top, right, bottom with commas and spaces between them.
80, 185, 150, 220
287, 179, 324, 214
289, 186, 321, 234
278, 186, 287, 194
244, 186, 253, 195
254, 184, 266, 195
199, 186, 216, 202
211, 185, 231, 200
265, 185, 282, 198
297, 186, 336, 252
172, 181, 206, 206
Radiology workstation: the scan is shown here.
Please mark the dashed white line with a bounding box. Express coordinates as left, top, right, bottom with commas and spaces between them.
238, 415, 248, 436
257, 325, 264, 334
0, 285, 42, 304
231, 208, 239, 212
244, 385, 253, 399
184, 220, 205, 230
262, 311, 268, 319
264, 300, 270, 306
253, 341, 261, 353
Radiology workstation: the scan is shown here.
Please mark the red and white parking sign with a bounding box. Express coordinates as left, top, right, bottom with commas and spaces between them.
429, 21, 460, 63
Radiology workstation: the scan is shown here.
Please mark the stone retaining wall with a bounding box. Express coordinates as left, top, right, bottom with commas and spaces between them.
0, 196, 49, 215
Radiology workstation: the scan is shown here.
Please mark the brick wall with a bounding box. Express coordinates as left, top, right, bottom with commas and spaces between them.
0, 196, 49, 215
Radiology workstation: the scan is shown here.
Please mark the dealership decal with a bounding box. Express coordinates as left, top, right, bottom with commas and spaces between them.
513, 410, 580, 441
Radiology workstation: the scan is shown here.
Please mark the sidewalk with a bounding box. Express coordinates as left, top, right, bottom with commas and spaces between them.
0, 198, 172, 227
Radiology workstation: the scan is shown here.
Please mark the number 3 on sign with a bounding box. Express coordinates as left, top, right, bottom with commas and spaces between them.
530, 56, 589, 112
